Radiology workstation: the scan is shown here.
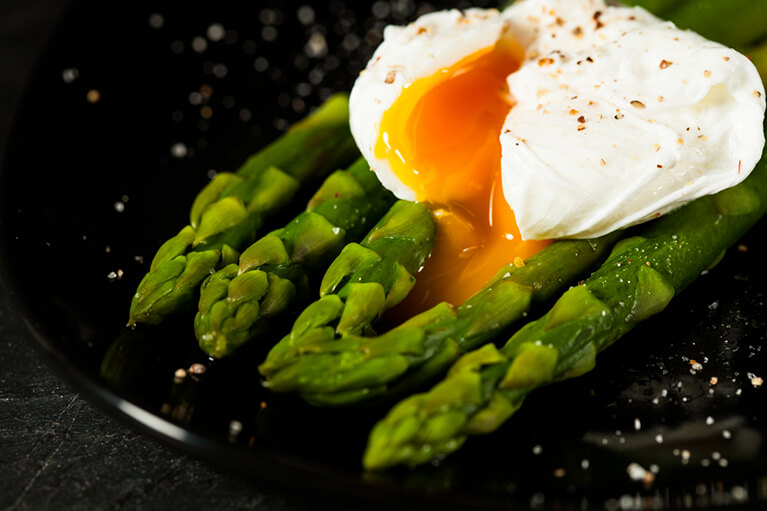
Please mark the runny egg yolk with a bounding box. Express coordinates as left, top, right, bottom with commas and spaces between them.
375, 37, 551, 315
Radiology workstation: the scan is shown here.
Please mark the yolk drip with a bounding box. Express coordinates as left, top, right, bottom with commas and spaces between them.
375, 38, 551, 315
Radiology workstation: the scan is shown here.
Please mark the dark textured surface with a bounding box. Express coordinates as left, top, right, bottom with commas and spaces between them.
2, 1, 767, 510
0, 3, 312, 510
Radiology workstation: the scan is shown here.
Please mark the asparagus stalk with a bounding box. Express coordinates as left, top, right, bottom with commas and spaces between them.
618, 0, 683, 16
749, 41, 767, 84
128, 94, 358, 326
258, 200, 437, 389
664, 0, 767, 50
194, 158, 396, 358
364, 153, 767, 470
257, 232, 622, 406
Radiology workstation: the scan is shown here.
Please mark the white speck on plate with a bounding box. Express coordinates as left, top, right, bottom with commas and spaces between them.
171, 143, 188, 158
297, 5, 315, 25
62, 68, 79, 83
148, 13, 164, 29
207, 23, 225, 42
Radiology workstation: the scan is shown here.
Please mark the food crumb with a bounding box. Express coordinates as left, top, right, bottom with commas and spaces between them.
174, 368, 187, 382
513, 256, 526, 268
627, 462, 654, 484
148, 13, 164, 29
553, 468, 566, 478
710, 376, 718, 385
86, 89, 101, 103
732, 486, 748, 501
62, 68, 79, 83
228, 420, 243, 440
189, 363, 207, 375
738, 244, 748, 253
171, 143, 188, 158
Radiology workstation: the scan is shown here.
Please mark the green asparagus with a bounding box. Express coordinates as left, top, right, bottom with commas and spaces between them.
364, 151, 767, 470
128, 94, 358, 326
194, 158, 396, 358
256, 232, 622, 406
665, 0, 767, 50
259, 200, 437, 392
618, 0, 683, 15
750, 41, 767, 84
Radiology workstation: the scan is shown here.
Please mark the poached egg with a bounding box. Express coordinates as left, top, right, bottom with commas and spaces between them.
349, 0, 766, 311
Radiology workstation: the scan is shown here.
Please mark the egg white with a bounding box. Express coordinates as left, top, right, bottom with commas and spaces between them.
348, 8, 508, 201
501, 0, 766, 239
349, 0, 767, 239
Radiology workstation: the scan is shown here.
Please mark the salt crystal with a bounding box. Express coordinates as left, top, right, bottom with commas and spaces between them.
732, 486, 747, 501
149, 13, 164, 29
297, 6, 315, 25
171, 143, 188, 158
62, 68, 79, 83
192, 36, 208, 53
207, 23, 225, 42
627, 463, 654, 483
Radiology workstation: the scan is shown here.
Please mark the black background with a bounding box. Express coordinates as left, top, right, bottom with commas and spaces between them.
0, 1, 338, 509
2, 1, 767, 510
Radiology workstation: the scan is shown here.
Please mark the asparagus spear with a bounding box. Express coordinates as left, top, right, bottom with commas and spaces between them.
257, 232, 622, 406
258, 200, 437, 389
128, 94, 358, 326
194, 158, 396, 358
749, 41, 767, 84
665, 0, 767, 50
617, 0, 682, 16
364, 153, 767, 470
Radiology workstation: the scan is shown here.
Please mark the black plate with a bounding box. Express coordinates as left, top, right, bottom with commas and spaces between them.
1, 1, 766, 509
